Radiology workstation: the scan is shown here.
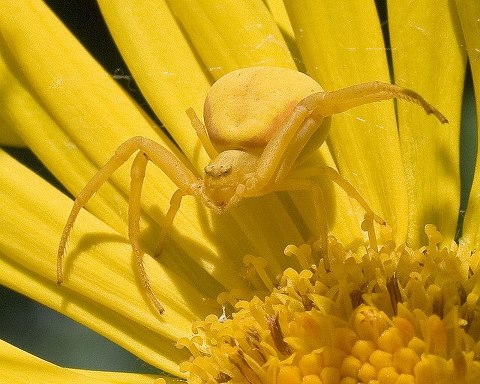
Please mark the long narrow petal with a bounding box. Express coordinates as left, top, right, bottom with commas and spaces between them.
388, 0, 467, 246
284, 0, 408, 244
263, 0, 295, 40
165, 0, 294, 79
0, 126, 23, 146
0, 339, 159, 384
73, 369, 179, 384
455, 0, 480, 248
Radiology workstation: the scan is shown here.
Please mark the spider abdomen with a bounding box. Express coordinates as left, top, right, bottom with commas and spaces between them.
203, 66, 323, 153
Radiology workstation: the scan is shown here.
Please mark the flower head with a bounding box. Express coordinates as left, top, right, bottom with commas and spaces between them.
0, 1, 479, 383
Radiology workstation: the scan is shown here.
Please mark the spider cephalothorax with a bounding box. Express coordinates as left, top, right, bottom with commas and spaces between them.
201, 149, 258, 212
58, 66, 447, 314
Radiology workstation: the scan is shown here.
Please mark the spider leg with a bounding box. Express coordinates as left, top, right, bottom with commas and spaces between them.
154, 189, 184, 258
247, 81, 447, 198
57, 138, 147, 284
295, 165, 385, 225
274, 166, 386, 271
301, 81, 448, 124
57, 137, 200, 305
186, 107, 218, 159
274, 179, 330, 271
245, 104, 315, 193
129, 151, 166, 314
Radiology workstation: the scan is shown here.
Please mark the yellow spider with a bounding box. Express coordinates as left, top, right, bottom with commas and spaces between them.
57, 66, 447, 314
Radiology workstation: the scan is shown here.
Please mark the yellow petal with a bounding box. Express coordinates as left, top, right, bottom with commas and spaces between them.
388, 0, 467, 246
455, 0, 480, 248
165, 0, 294, 79
0, 339, 158, 384
96, 0, 211, 169
73, 369, 179, 384
0, 126, 23, 146
263, 0, 295, 41
284, 0, 408, 244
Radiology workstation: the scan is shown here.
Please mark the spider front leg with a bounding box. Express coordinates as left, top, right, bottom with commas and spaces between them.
154, 189, 184, 258
301, 81, 448, 124
295, 165, 385, 226
57, 136, 200, 315
273, 166, 386, 270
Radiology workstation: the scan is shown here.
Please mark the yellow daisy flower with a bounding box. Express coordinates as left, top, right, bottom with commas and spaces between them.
0, 0, 479, 383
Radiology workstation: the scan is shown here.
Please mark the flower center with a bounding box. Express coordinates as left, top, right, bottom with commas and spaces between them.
177, 218, 480, 383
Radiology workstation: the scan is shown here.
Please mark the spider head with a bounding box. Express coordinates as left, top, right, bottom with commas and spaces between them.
202, 149, 258, 212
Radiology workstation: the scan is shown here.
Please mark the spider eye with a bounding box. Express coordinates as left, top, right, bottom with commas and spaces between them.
204, 164, 232, 178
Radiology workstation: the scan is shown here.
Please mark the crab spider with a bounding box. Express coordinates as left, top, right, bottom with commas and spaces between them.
57, 66, 447, 314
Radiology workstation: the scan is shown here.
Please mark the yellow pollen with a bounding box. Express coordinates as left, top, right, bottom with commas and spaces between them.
352, 340, 377, 363
340, 355, 362, 377
392, 347, 420, 374
377, 366, 399, 383
369, 349, 393, 370
179, 225, 480, 383
302, 374, 322, 384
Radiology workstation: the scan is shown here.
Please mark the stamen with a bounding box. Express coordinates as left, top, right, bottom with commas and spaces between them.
425, 223, 443, 254
243, 255, 273, 291
217, 288, 247, 307
386, 274, 402, 315
284, 244, 315, 270
361, 212, 378, 252
176, 335, 204, 358
266, 314, 291, 357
